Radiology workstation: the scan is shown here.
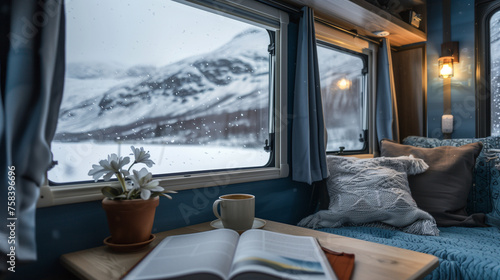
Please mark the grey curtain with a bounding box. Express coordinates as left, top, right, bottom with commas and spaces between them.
376, 38, 399, 147
0, 0, 65, 269
291, 6, 328, 185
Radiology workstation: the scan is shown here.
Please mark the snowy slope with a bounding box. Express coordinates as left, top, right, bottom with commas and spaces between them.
55, 29, 270, 144
56, 28, 363, 148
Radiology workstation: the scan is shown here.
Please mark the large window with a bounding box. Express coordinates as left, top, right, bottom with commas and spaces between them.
490, 10, 500, 135
48, 0, 283, 185
40, 0, 289, 207
475, 0, 500, 137
317, 43, 368, 153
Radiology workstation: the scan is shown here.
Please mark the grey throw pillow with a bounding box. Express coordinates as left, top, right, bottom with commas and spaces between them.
298, 155, 439, 236
380, 140, 487, 227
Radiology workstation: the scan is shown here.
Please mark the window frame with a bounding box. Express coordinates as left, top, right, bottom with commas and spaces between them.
316, 41, 370, 154
475, 0, 500, 137
38, 0, 289, 207
314, 21, 376, 156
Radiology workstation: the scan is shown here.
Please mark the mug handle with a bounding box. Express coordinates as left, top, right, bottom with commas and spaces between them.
213, 199, 223, 220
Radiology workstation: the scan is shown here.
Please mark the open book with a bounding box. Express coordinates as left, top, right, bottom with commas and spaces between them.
122, 229, 338, 280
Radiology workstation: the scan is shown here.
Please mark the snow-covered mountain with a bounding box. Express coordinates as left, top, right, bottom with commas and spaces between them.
55, 28, 362, 147
55, 29, 270, 146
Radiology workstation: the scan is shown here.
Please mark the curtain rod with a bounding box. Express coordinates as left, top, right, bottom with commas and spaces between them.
254, 0, 301, 14
256, 0, 381, 46
314, 17, 381, 45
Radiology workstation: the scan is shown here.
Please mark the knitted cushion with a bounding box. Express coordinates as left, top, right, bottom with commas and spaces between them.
298, 155, 439, 236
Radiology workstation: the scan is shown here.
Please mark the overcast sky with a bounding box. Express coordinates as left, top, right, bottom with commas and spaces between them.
65, 0, 252, 66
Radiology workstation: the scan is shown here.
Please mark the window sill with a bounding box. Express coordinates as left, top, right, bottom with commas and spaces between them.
342, 154, 374, 159
37, 164, 289, 207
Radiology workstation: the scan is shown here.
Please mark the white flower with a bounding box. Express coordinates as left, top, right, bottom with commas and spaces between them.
91, 147, 176, 200
128, 168, 163, 200
88, 154, 130, 181
130, 146, 155, 167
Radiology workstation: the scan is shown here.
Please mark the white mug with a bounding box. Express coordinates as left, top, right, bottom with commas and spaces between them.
212, 194, 255, 231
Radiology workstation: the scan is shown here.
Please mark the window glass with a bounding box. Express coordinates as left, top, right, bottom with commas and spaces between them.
49, 0, 272, 183
317, 43, 367, 152
490, 10, 500, 135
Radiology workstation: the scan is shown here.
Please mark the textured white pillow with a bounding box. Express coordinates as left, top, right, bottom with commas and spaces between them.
298, 155, 439, 236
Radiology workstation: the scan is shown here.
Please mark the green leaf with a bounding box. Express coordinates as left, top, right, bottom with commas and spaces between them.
150, 192, 161, 198
101, 186, 123, 199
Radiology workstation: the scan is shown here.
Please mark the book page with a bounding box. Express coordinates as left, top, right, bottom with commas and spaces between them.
229, 229, 337, 280
123, 229, 239, 280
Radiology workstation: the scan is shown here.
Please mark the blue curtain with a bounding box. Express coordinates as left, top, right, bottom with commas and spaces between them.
0, 0, 65, 269
291, 6, 328, 185
376, 38, 399, 147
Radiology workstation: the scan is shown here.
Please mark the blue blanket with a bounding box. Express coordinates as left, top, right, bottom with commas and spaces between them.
318, 226, 500, 280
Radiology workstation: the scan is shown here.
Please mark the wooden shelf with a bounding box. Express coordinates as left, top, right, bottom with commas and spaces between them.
282, 0, 427, 47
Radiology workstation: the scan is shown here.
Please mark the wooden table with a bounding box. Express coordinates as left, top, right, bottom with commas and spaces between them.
61, 219, 438, 280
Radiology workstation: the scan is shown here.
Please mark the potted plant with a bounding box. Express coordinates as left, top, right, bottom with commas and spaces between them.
88, 146, 176, 246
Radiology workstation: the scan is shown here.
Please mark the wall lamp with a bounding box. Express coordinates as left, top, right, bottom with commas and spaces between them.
438, 41, 459, 78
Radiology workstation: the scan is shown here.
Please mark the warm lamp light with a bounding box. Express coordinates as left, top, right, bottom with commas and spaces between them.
438, 41, 459, 79
337, 78, 351, 90
438, 56, 454, 78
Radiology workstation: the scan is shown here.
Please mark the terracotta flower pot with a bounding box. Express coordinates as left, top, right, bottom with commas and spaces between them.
102, 197, 159, 244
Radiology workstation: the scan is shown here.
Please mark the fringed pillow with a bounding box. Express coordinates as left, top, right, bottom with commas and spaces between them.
298, 155, 439, 236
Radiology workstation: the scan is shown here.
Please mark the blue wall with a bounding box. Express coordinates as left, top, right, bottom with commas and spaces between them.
11, 20, 313, 280
427, 0, 476, 138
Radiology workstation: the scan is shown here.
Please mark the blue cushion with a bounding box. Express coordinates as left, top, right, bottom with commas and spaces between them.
319, 226, 500, 280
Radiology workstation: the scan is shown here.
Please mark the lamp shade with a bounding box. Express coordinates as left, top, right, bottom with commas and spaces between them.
438, 56, 454, 78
